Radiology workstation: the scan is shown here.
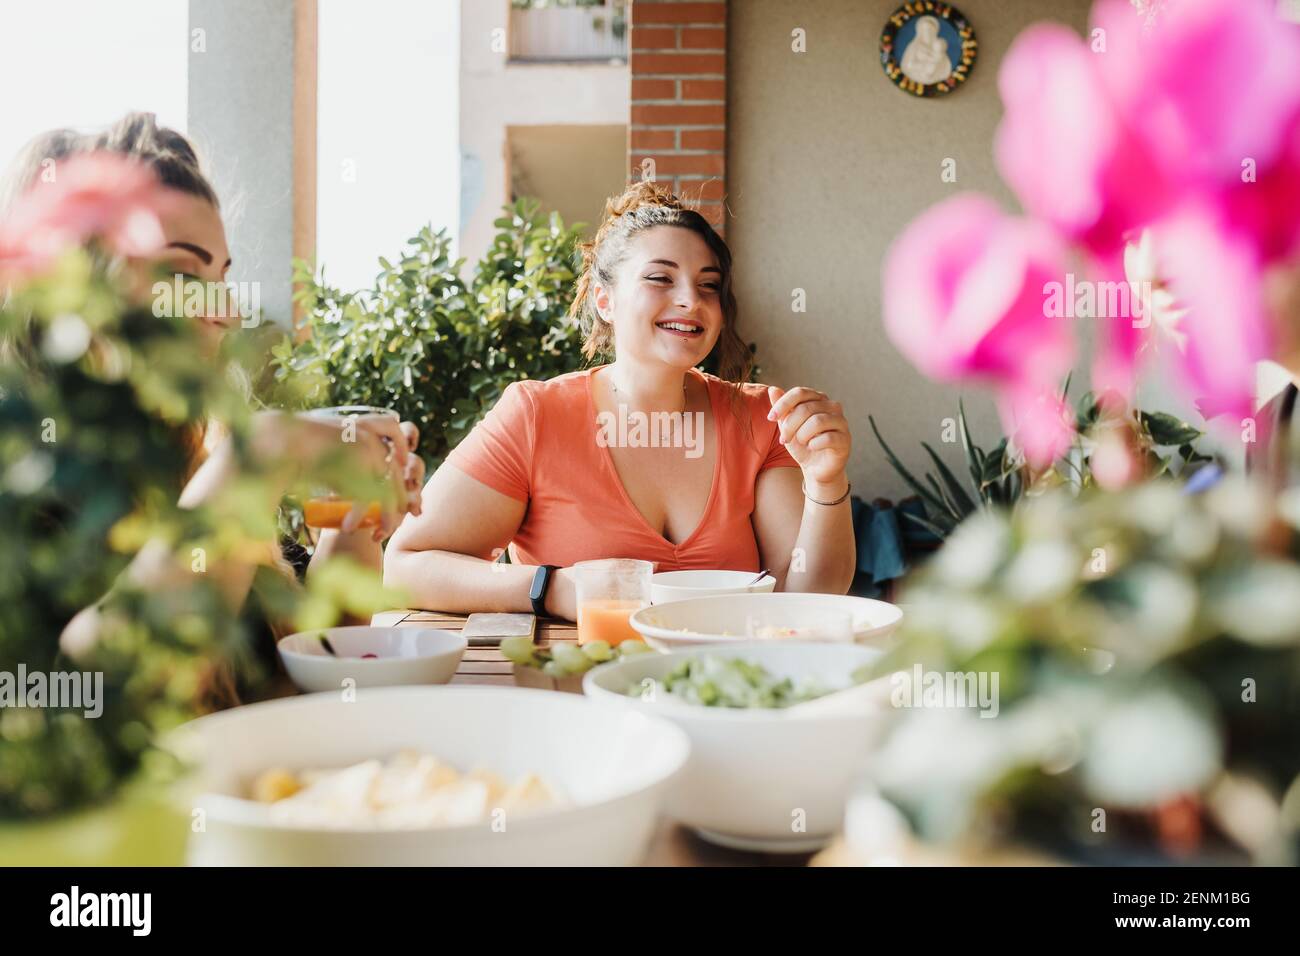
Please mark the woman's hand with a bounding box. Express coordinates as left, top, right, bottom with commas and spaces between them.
343, 419, 426, 542
251, 411, 427, 542
767, 386, 852, 491
308, 420, 427, 589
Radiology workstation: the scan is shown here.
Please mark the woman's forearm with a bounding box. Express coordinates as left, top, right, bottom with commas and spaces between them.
308, 529, 383, 578
782, 475, 857, 595
384, 547, 537, 613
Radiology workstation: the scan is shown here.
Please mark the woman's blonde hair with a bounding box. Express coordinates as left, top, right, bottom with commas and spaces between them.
0, 112, 243, 477
0, 112, 219, 218
570, 181, 753, 384
0, 128, 82, 219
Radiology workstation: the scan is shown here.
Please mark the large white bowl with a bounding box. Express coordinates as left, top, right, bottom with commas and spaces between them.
583, 641, 892, 852
650, 569, 777, 604
174, 687, 691, 866
277, 626, 466, 693
629, 592, 903, 651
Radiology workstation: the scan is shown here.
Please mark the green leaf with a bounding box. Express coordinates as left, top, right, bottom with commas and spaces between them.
957, 398, 985, 490
1178, 442, 1213, 463
1075, 390, 1099, 431
900, 509, 954, 539
925, 472, 961, 521
921, 441, 977, 516
868, 415, 952, 519
981, 438, 1009, 485
1141, 410, 1202, 447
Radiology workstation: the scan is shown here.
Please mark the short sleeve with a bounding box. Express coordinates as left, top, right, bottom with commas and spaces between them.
759, 390, 795, 470
760, 406, 800, 471
444, 381, 535, 502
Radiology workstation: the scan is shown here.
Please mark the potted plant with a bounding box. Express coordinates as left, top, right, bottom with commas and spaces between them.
849, 0, 1300, 865
0, 154, 391, 863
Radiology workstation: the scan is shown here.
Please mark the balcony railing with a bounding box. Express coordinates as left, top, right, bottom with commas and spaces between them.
509, 4, 628, 63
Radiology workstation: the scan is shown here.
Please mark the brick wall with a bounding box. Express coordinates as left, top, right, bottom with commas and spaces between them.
628, 0, 727, 233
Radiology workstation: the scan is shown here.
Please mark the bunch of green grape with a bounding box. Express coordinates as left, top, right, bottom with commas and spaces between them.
500, 636, 654, 678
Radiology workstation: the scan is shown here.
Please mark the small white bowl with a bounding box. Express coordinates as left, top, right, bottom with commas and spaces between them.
173, 686, 690, 866
277, 626, 466, 693
584, 641, 892, 852
630, 593, 904, 652
650, 569, 776, 604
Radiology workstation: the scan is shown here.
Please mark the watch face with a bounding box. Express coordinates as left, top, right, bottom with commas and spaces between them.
531, 565, 553, 602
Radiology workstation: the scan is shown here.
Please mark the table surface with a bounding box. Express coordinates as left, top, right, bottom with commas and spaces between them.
373, 607, 817, 867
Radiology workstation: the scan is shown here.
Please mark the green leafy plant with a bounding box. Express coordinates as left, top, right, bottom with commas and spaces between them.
0, 250, 397, 822
865, 478, 1300, 864
278, 200, 589, 469
869, 387, 1217, 539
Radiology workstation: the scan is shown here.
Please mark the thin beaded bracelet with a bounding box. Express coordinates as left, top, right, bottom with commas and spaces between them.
802, 480, 851, 506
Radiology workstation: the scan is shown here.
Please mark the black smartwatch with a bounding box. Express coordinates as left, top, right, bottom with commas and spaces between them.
529, 564, 560, 617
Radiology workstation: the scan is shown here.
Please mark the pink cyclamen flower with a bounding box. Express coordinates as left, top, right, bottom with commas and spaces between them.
995, 0, 1300, 421
882, 193, 1075, 467
1154, 202, 1272, 426
994, 20, 1174, 263
0, 152, 171, 278
996, 382, 1076, 471
1096, 0, 1300, 266
1093, 0, 1300, 195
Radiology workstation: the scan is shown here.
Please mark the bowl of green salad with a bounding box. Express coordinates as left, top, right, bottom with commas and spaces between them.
582, 641, 893, 853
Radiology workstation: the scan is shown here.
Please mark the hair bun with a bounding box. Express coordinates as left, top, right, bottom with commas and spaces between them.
604, 180, 683, 221
579, 180, 683, 265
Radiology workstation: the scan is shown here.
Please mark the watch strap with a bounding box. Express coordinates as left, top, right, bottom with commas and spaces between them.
530, 564, 559, 617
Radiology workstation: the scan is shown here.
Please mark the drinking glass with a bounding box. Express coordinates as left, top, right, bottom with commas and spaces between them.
297, 405, 400, 530
574, 559, 654, 646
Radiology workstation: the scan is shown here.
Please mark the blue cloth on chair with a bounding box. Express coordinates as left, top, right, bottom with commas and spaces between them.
848, 497, 909, 598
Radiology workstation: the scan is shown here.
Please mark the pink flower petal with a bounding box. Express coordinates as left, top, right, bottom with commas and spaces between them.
995, 20, 1172, 258
997, 383, 1076, 469
883, 193, 1073, 388
0, 152, 170, 278
1154, 202, 1272, 426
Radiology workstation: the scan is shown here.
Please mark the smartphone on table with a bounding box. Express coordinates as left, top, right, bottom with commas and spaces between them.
460, 612, 536, 647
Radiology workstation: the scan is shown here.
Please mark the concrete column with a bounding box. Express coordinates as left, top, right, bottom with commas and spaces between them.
187, 0, 315, 328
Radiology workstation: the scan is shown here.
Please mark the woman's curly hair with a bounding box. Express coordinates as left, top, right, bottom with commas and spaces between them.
569, 180, 752, 384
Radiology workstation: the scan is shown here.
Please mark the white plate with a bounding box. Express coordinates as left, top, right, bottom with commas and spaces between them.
583, 641, 893, 851
277, 626, 466, 693
173, 686, 691, 866
629, 592, 903, 651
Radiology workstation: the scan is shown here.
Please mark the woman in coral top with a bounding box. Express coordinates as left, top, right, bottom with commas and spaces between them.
385, 182, 856, 620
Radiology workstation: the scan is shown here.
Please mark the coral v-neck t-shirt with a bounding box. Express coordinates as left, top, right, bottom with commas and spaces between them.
443, 365, 800, 571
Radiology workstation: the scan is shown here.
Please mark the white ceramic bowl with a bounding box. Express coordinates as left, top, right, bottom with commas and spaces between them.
650, 569, 777, 604
583, 641, 892, 852
629, 592, 904, 652
174, 686, 691, 866
276, 626, 466, 693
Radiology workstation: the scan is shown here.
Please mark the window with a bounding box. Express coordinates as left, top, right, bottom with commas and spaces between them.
315, 0, 460, 291
0, 0, 187, 180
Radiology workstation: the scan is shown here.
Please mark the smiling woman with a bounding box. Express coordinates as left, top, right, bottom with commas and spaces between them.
0, 113, 432, 699
385, 181, 859, 621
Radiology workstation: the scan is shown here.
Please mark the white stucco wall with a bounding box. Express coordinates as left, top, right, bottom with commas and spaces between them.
458, 0, 628, 263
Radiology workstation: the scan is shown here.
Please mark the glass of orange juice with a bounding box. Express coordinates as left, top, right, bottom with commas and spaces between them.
297, 405, 400, 530
574, 559, 653, 646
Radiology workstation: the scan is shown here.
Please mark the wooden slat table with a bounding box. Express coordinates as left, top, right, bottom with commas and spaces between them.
373, 607, 817, 866
374, 607, 569, 685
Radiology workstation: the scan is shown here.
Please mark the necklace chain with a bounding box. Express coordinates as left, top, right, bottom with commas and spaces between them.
610, 373, 689, 415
